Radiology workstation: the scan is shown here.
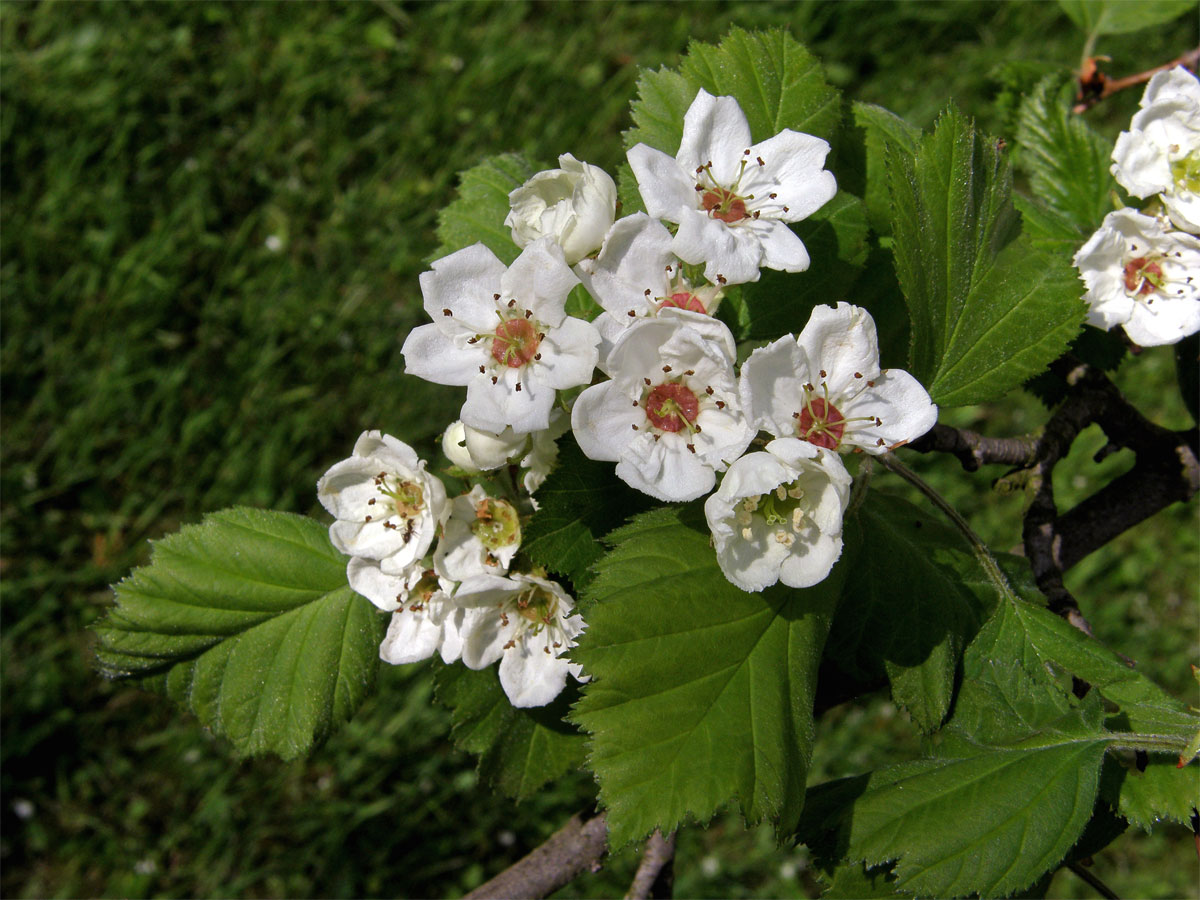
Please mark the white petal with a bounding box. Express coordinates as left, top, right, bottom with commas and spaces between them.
748, 130, 837, 220
627, 143, 698, 221
777, 529, 843, 589
750, 219, 811, 273
402, 324, 483, 386
1123, 296, 1200, 346
379, 608, 443, 665
616, 433, 716, 502
677, 89, 753, 185
841, 369, 938, 453
671, 208, 762, 285
739, 335, 810, 437
534, 316, 600, 389
419, 243, 507, 328
346, 556, 408, 611
501, 238, 580, 327
571, 381, 640, 463
460, 607, 511, 670
461, 368, 554, 434
498, 640, 571, 707
797, 303, 882, 396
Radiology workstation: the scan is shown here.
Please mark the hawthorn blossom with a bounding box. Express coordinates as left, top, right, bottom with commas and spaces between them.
351, 560, 472, 664
1111, 66, 1200, 234
454, 572, 587, 708
434, 485, 522, 580
740, 303, 937, 454
402, 239, 600, 433
627, 88, 837, 285
441, 410, 569, 494
571, 315, 754, 502
705, 438, 851, 592
1073, 208, 1200, 346
506, 153, 617, 264
317, 431, 448, 569
576, 213, 727, 363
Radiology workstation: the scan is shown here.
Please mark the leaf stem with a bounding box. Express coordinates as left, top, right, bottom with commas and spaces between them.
878, 453, 1016, 601
1067, 861, 1120, 900
1105, 733, 1193, 755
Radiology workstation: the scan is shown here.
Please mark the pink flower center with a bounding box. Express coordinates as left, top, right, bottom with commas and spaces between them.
797, 398, 846, 450
1123, 257, 1164, 296
491, 319, 540, 367
660, 292, 707, 314
701, 187, 749, 224
645, 382, 699, 433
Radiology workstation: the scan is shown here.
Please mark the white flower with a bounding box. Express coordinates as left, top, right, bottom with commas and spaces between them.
402, 239, 601, 433
1073, 208, 1200, 346
442, 420, 527, 472
740, 303, 937, 454
317, 431, 448, 567
705, 438, 851, 592
1111, 66, 1200, 234
576, 213, 729, 367
506, 153, 618, 264
441, 410, 568, 494
434, 485, 522, 580
366, 564, 474, 665
627, 88, 837, 285
455, 572, 587, 708
571, 316, 755, 502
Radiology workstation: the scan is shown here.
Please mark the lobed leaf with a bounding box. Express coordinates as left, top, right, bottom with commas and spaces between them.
1057, 0, 1196, 36
1015, 75, 1113, 237
624, 27, 841, 156
886, 108, 1086, 406
433, 664, 586, 800
572, 504, 842, 846
434, 153, 537, 264
830, 491, 991, 732
93, 508, 384, 760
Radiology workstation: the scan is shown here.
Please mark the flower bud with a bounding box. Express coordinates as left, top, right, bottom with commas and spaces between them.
506, 153, 617, 264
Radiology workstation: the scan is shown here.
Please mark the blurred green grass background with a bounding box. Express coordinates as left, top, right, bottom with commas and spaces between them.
2, 2, 1195, 897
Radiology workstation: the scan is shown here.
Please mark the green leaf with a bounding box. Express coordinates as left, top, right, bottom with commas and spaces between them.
852, 102, 921, 234
573, 504, 842, 846
433, 663, 586, 800
1057, 0, 1196, 36
801, 739, 1108, 898
830, 491, 991, 732
93, 508, 384, 760
818, 861, 901, 899
521, 434, 653, 590
434, 153, 537, 264
1107, 757, 1200, 829
624, 27, 841, 156
886, 109, 1086, 406
1015, 75, 1113, 237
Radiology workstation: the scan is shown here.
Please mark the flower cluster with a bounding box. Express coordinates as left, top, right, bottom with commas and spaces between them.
322, 89, 939, 707
1075, 67, 1200, 347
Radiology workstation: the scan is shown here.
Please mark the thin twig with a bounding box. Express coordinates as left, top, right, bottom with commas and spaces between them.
465, 809, 608, 900
625, 829, 677, 900
1067, 861, 1121, 900
1073, 47, 1200, 113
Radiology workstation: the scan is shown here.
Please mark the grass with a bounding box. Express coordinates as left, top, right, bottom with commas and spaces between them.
2, 2, 1195, 897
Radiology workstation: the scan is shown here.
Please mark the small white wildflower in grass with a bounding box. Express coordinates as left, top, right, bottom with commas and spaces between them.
455, 572, 587, 708
506, 153, 617, 264
705, 438, 851, 592
434, 484, 522, 580
627, 88, 837, 285
571, 315, 754, 502
1073, 208, 1200, 346
1111, 66, 1200, 234
403, 239, 600, 433
740, 303, 937, 454
317, 431, 447, 568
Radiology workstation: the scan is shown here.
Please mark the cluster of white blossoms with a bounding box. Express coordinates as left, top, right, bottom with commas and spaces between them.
318, 431, 586, 708
1075, 67, 1200, 347
322, 89, 939, 706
